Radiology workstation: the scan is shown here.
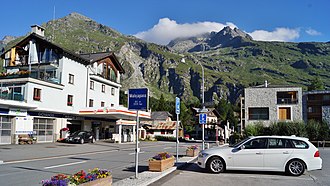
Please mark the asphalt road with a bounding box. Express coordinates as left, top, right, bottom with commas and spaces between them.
151, 148, 330, 186
0, 141, 199, 186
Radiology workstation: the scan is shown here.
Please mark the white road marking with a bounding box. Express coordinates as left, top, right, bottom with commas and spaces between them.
44, 161, 87, 169
129, 151, 145, 155
164, 147, 172, 149
2, 149, 119, 165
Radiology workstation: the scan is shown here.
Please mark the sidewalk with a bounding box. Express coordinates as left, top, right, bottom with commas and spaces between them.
113, 156, 197, 186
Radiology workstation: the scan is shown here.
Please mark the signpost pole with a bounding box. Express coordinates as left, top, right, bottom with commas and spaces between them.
135, 110, 139, 179
199, 113, 206, 150
176, 113, 179, 163
202, 122, 205, 150
175, 97, 180, 164
128, 88, 148, 179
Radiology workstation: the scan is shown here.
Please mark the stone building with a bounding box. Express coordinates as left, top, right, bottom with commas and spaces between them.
241, 81, 303, 130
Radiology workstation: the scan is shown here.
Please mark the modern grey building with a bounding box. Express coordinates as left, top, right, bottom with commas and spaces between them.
302, 90, 330, 125
241, 81, 303, 130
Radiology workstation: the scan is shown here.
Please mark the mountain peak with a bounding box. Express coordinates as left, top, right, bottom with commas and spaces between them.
215, 26, 252, 40
65, 12, 92, 21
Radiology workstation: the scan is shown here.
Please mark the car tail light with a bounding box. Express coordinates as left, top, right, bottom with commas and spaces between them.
314, 150, 320, 157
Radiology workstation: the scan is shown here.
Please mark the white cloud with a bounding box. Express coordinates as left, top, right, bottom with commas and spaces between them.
134, 18, 301, 44
249, 28, 300, 42
306, 28, 321, 36
134, 18, 237, 45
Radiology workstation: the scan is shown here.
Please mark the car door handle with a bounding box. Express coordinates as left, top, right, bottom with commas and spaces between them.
283, 151, 289, 154
256, 152, 263, 155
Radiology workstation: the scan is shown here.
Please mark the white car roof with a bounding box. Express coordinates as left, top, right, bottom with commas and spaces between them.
250, 135, 309, 141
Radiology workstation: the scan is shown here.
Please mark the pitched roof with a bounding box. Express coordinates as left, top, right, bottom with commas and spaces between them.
151, 111, 173, 120
80, 52, 125, 73
0, 33, 90, 65
150, 121, 178, 130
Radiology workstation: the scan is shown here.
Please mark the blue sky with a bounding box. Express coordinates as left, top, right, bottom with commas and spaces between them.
1, 0, 329, 45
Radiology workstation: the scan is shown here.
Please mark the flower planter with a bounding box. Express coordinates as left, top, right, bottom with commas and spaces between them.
149, 157, 175, 172
186, 149, 199, 157
79, 176, 112, 186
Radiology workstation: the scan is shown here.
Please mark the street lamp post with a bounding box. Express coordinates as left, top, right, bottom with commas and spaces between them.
181, 57, 206, 150
200, 63, 205, 150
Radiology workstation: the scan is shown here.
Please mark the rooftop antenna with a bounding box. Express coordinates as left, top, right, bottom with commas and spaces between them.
52, 6, 56, 42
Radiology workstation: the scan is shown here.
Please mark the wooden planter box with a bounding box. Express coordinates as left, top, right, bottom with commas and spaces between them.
186, 149, 199, 157
79, 176, 112, 186
149, 157, 175, 172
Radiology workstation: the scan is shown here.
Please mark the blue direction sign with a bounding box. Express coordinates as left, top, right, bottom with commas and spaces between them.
175, 97, 180, 114
128, 88, 149, 111
199, 113, 207, 124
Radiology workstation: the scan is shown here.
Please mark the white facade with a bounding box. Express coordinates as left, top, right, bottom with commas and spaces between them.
0, 26, 126, 144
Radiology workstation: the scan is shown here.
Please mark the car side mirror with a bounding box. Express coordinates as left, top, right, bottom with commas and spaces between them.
240, 145, 245, 150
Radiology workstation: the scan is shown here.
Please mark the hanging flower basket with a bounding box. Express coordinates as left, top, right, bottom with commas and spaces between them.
148, 152, 175, 172
186, 145, 199, 157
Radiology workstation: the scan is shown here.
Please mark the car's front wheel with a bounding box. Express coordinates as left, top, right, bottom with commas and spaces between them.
207, 157, 225, 173
286, 159, 305, 176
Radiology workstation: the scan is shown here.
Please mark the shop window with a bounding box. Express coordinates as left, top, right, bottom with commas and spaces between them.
89, 99, 94, 107
90, 81, 94, 90
101, 101, 105, 107
67, 95, 73, 106
102, 84, 105, 93
69, 74, 74, 84
33, 88, 41, 101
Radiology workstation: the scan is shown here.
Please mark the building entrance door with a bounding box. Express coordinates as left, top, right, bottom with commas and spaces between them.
0, 116, 11, 144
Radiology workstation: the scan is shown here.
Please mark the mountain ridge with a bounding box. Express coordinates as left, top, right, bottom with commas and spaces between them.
2, 12, 330, 104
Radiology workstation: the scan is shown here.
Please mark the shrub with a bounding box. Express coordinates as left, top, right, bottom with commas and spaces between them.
269, 121, 306, 137
154, 135, 176, 141
244, 122, 264, 137
306, 120, 329, 140
305, 120, 320, 141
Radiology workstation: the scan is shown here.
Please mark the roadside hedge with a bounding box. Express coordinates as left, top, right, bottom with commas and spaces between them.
243, 120, 330, 140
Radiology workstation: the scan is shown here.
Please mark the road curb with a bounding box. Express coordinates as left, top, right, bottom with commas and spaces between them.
113, 157, 197, 186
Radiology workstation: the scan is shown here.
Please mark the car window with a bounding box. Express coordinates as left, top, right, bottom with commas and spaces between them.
268, 138, 293, 148
291, 140, 309, 149
232, 137, 250, 148
244, 138, 267, 149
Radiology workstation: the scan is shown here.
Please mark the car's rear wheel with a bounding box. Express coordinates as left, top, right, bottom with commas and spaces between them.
91, 137, 95, 143
80, 138, 84, 144
207, 157, 225, 173
286, 159, 305, 176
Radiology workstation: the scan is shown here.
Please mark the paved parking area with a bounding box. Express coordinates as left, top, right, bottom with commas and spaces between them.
151, 148, 330, 186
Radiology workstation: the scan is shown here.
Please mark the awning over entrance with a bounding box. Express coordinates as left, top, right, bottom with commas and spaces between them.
79, 106, 151, 120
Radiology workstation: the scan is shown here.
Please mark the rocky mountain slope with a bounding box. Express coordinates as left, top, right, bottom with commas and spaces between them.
3, 13, 330, 104
0, 36, 17, 52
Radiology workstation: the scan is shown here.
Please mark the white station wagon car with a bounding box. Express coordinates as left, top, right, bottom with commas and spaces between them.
197, 136, 322, 176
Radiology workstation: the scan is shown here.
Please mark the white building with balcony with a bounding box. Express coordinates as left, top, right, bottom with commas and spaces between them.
0, 25, 150, 144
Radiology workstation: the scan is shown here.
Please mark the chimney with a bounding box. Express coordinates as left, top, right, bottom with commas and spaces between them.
265, 80, 268, 88
31, 25, 45, 37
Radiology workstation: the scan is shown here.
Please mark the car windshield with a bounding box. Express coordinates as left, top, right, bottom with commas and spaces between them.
71, 131, 84, 136
230, 137, 251, 148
